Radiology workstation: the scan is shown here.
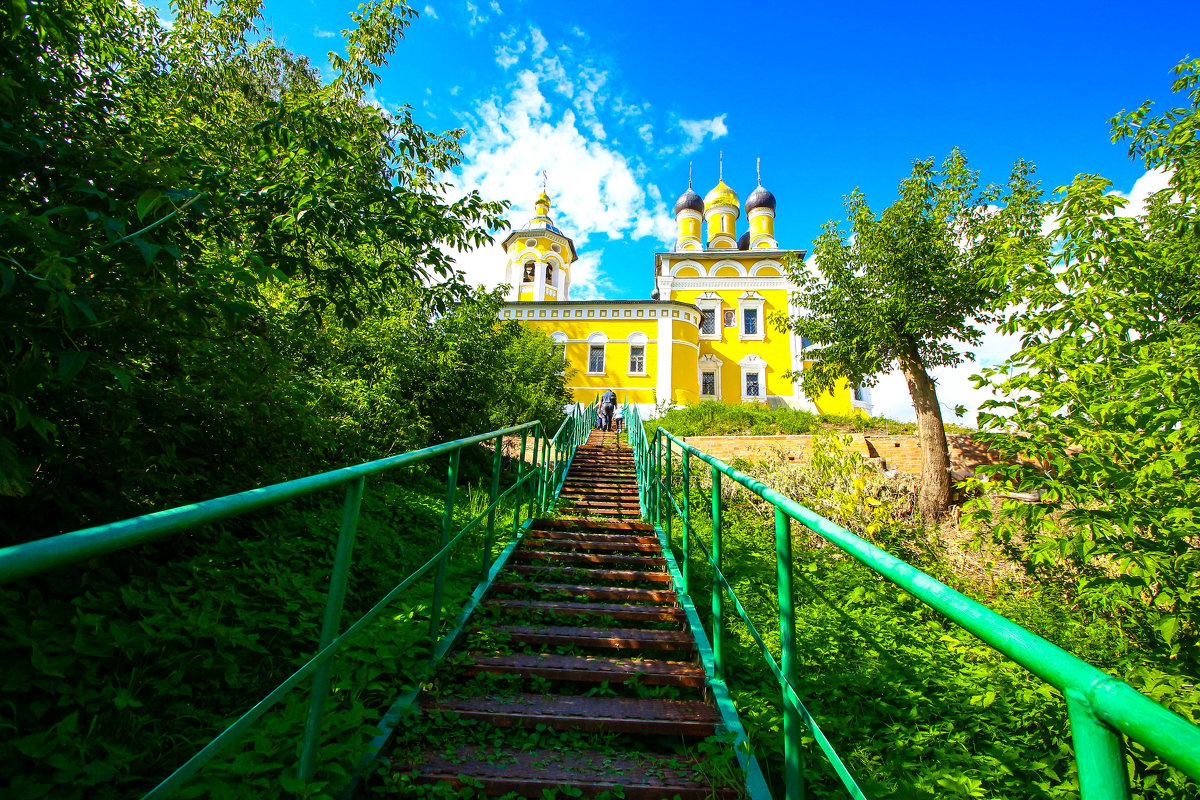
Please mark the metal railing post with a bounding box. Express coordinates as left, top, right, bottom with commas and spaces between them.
298, 476, 365, 781
1067, 695, 1131, 800
664, 438, 673, 545
654, 433, 663, 526
711, 464, 723, 680
484, 435, 502, 580
429, 450, 460, 642
776, 506, 804, 800
681, 449, 691, 594
529, 426, 542, 518
512, 429, 528, 537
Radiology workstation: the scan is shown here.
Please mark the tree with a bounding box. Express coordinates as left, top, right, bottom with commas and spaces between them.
781, 150, 1044, 516
0, 0, 507, 511
971, 59, 1200, 661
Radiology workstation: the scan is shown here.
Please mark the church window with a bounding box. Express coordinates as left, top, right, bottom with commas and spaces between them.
739, 354, 766, 402
701, 372, 716, 397
737, 291, 766, 342
629, 345, 645, 374
522, 262, 534, 282
588, 345, 605, 374
700, 309, 716, 335
545, 263, 555, 285
743, 308, 758, 335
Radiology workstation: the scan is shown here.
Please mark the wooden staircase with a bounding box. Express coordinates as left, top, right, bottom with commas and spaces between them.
382, 429, 740, 798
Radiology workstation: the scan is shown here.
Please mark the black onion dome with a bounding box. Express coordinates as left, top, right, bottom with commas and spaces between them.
673, 187, 704, 215
737, 231, 751, 250
745, 184, 776, 213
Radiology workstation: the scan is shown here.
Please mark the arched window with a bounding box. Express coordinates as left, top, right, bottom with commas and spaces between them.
545, 263, 555, 286
586, 332, 608, 375
522, 261, 534, 283
627, 332, 648, 375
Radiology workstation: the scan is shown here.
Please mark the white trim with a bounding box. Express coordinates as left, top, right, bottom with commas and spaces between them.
738, 291, 766, 342
749, 260, 784, 276
739, 354, 767, 403
669, 260, 705, 278
669, 277, 794, 291
586, 332, 608, 375
698, 353, 722, 401
694, 291, 723, 341
710, 260, 748, 277
655, 315, 673, 403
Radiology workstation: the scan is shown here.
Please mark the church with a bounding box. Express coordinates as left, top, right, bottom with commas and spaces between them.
495, 170, 872, 418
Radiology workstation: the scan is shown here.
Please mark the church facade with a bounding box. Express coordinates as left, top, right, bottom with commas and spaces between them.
496, 175, 872, 417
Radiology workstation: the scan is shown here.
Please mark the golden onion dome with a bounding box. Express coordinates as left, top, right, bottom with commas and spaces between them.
703, 180, 740, 217
535, 190, 550, 208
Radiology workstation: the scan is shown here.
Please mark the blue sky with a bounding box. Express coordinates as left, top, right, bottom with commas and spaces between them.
159, 0, 1199, 420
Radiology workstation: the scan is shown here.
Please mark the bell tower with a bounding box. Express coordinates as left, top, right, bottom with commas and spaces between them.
501, 182, 577, 302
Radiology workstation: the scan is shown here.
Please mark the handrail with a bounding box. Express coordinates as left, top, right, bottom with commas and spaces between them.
0, 406, 595, 798
627, 405, 1200, 800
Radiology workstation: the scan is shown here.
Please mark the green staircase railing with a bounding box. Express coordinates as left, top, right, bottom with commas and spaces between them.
623, 401, 1200, 800
0, 401, 595, 798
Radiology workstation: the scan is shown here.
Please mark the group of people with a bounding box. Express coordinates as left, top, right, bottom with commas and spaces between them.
597, 389, 620, 432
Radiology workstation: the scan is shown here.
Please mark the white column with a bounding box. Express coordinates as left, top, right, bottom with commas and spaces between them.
656, 314, 673, 406
532, 259, 547, 301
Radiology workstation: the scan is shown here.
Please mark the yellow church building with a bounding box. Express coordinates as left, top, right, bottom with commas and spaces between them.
496, 173, 872, 417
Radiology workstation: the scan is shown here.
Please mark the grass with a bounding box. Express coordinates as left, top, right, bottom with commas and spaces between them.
0, 449, 531, 800
657, 433, 1199, 799
643, 400, 976, 439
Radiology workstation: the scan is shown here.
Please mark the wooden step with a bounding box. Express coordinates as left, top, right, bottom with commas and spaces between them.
484, 598, 685, 623
530, 518, 654, 532
423, 694, 717, 736
401, 746, 738, 799
519, 538, 660, 553
487, 625, 694, 652
454, 653, 705, 687
491, 582, 677, 602
512, 550, 664, 567
504, 565, 675, 584
524, 529, 657, 545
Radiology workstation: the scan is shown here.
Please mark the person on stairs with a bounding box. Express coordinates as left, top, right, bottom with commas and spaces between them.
599, 389, 618, 432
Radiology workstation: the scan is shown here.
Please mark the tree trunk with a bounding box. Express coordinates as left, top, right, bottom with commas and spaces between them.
897, 349, 952, 517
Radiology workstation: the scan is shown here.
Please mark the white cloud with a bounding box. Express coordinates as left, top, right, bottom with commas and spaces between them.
1110, 167, 1171, 218
422, 4, 438, 19
313, 26, 336, 38
489, 0, 503, 14
679, 114, 728, 155
444, 29, 677, 297
465, 0, 489, 29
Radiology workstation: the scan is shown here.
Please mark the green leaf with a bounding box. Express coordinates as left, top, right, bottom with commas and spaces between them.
136, 189, 162, 222
56, 351, 89, 383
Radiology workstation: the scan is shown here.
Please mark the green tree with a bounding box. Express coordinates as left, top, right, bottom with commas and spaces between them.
781, 150, 1044, 516
970, 59, 1200, 662
0, 0, 507, 519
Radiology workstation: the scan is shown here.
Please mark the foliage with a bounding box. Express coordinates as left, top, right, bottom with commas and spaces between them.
969, 58, 1200, 667
0, 0, 507, 502
781, 149, 1045, 515
0, 465, 526, 799
665, 433, 1199, 798
642, 400, 960, 439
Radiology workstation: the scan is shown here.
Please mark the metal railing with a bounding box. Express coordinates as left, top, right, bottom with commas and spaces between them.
624, 402, 1200, 800
0, 401, 595, 798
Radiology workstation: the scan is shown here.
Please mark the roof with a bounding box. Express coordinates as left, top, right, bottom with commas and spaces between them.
501, 227, 579, 261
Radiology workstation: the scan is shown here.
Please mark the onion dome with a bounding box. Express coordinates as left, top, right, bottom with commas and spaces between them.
737, 231, 751, 250
704, 180, 740, 216
746, 183, 776, 213
673, 187, 703, 216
